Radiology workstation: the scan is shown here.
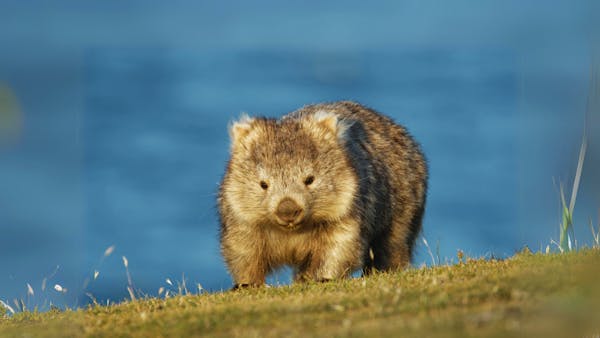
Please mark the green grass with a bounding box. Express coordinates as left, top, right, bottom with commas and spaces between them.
1, 250, 599, 338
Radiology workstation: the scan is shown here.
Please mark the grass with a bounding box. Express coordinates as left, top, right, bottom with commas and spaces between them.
1, 250, 599, 338
554, 59, 598, 253
557, 132, 586, 252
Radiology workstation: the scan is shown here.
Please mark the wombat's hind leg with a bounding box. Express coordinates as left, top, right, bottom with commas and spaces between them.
384, 219, 419, 270
386, 242, 411, 271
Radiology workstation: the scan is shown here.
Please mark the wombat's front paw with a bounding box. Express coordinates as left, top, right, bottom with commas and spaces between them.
231, 283, 265, 291
296, 275, 333, 283
231, 283, 251, 291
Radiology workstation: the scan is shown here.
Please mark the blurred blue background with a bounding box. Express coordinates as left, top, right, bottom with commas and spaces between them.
1, 1, 599, 309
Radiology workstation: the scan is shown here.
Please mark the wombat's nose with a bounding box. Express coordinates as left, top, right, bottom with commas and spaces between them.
275, 198, 304, 224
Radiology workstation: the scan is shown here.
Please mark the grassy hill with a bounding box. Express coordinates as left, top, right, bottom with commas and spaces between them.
1, 250, 599, 337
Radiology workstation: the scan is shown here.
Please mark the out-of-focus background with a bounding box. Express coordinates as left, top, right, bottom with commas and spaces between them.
1, 1, 599, 309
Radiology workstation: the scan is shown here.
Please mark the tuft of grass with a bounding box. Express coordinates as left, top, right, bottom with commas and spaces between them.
590, 212, 600, 248
557, 132, 587, 253
1, 250, 599, 338
555, 58, 598, 253
0, 300, 15, 317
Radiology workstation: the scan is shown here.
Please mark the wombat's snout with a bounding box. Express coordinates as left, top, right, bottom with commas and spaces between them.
275, 198, 304, 225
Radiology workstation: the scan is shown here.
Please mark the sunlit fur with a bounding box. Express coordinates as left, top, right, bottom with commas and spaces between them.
218, 101, 428, 286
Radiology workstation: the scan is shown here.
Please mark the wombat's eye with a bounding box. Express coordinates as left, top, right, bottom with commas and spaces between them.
304, 175, 315, 186
260, 181, 269, 190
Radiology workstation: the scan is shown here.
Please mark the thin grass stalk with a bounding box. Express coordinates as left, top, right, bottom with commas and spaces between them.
422, 238, 437, 266
558, 58, 596, 252
559, 184, 572, 252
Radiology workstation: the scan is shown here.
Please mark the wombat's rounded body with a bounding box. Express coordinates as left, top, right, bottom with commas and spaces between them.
218, 101, 427, 287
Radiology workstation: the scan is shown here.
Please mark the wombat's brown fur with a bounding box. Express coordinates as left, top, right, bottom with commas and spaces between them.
218, 101, 427, 287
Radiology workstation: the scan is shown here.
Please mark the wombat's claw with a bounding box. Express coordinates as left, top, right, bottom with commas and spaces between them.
231, 283, 251, 291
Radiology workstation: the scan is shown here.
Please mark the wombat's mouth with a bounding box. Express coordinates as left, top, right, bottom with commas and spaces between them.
284, 222, 302, 231
274, 220, 302, 231
272, 218, 305, 231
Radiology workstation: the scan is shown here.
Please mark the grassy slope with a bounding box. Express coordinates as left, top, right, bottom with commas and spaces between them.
1, 250, 599, 337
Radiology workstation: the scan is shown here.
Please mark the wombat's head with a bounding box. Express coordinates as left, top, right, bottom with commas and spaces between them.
223, 112, 357, 231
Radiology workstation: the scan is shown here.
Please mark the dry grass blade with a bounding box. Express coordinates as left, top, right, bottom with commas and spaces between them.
0, 300, 15, 315
550, 239, 563, 253
104, 245, 115, 257
53, 284, 67, 293
26, 283, 34, 297
122, 256, 134, 294
40, 265, 60, 292
127, 286, 136, 302
422, 237, 437, 266
568, 133, 587, 216
85, 293, 99, 306
181, 274, 189, 295
591, 208, 600, 248
559, 184, 572, 252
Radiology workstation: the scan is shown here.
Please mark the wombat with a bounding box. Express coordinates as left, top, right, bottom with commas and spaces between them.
218, 101, 427, 287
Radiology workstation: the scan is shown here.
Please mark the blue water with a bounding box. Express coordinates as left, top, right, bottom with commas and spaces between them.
1, 1, 598, 309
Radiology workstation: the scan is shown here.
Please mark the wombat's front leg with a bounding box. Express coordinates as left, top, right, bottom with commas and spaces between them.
226, 254, 267, 288
295, 222, 362, 282
222, 236, 268, 288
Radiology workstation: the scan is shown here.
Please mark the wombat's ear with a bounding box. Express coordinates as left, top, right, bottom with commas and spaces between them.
229, 114, 255, 146
308, 111, 350, 140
